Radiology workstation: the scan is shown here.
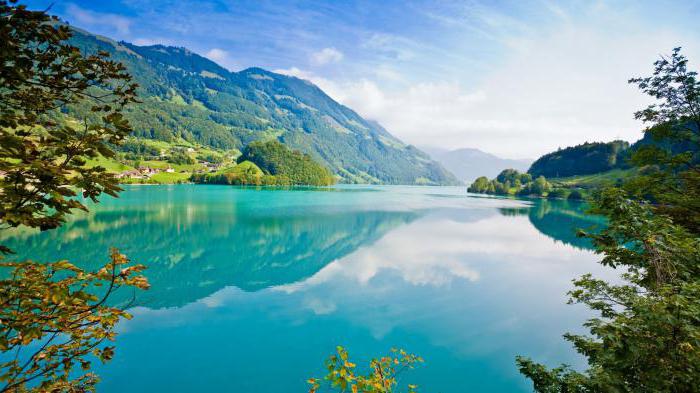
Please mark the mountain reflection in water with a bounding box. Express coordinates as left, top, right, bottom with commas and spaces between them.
5, 187, 603, 308
2, 185, 614, 392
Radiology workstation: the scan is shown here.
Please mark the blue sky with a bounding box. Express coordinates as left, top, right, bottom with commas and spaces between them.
26, 0, 700, 158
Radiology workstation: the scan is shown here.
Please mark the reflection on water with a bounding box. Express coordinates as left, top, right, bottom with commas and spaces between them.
500, 198, 605, 250
4, 185, 613, 393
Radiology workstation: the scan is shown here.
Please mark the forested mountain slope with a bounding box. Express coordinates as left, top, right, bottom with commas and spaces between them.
65, 27, 458, 185
528, 141, 629, 178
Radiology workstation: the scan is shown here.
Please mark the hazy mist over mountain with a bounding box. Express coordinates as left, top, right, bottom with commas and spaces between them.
422, 146, 532, 183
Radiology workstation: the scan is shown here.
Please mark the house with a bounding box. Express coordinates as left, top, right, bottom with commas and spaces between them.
165, 166, 175, 173
199, 161, 220, 172
116, 169, 144, 179
137, 166, 159, 176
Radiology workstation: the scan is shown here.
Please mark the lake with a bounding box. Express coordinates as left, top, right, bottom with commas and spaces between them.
4, 185, 613, 392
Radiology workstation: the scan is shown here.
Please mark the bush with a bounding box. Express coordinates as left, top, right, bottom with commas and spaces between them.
568, 189, 585, 200
167, 150, 195, 165
468, 176, 490, 193
547, 188, 570, 199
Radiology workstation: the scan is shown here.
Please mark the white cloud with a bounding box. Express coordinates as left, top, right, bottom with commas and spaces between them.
310, 47, 344, 65
205, 48, 229, 62
275, 205, 592, 295
204, 48, 239, 71
277, 6, 699, 158
303, 297, 337, 315
66, 4, 132, 35
273, 67, 342, 97
373, 65, 404, 82
363, 33, 417, 61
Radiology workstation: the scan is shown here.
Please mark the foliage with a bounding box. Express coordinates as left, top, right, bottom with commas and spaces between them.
0, 2, 148, 390
238, 140, 336, 185
0, 249, 150, 392
567, 189, 585, 201
623, 47, 700, 234
527, 176, 553, 196
119, 138, 161, 158
526, 47, 699, 188
629, 47, 700, 129
517, 191, 700, 392
528, 141, 630, 178
308, 347, 423, 393
167, 150, 195, 165
191, 161, 268, 186
199, 152, 224, 164
467, 176, 490, 193
468, 169, 552, 197
547, 188, 570, 199
550, 168, 635, 191
496, 168, 531, 184
516, 48, 700, 392
0, 1, 138, 238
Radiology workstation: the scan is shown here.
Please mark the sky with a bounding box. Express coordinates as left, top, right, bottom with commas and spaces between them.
25, 0, 700, 159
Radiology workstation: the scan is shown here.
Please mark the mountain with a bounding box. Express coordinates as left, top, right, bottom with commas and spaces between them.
5, 199, 422, 308
527, 141, 629, 178
64, 27, 459, 185
422, 146, 532, 183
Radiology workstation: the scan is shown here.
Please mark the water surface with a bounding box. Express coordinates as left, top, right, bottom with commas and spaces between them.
6, 185, 612, 392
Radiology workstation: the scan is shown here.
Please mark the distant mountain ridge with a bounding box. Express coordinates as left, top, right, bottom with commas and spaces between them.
422, 146, 532, 183
64, 27, 459, 185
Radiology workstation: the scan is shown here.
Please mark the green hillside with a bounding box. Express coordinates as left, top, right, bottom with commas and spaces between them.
190, 142, 336, 186
63, 27, 459, 185
469, 120, 700, 199
550, 168, 636, 189
239, 140, 336, 185
528, 140, 629, 178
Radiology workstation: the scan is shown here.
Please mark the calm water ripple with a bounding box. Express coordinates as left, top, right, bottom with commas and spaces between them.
4, 185, 613, 392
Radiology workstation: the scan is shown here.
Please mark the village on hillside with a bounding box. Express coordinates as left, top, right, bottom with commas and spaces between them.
114, 160, 223, 180
107, 142, 234, 183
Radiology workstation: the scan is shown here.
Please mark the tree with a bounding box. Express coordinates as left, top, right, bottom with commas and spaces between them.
0, 1, 147, 391
308, 347, 423, 393
629, 47, 700, 133
493, 180, 508, 195
516, 48, 700, 393
237, 140, 335, 186
467, 176, 490, 193
496, 168, 521, 184
567, 189, 585, 201
547, 188, 570, 199
1, 250, 149, 392
167, 150, 195, 165
530, 176, 552, 196
0, 0, 138, 239
625, 46, 700, 233
528, 141, 630, 178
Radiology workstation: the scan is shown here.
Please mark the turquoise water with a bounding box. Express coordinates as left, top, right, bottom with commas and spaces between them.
5, 185, 612, 392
